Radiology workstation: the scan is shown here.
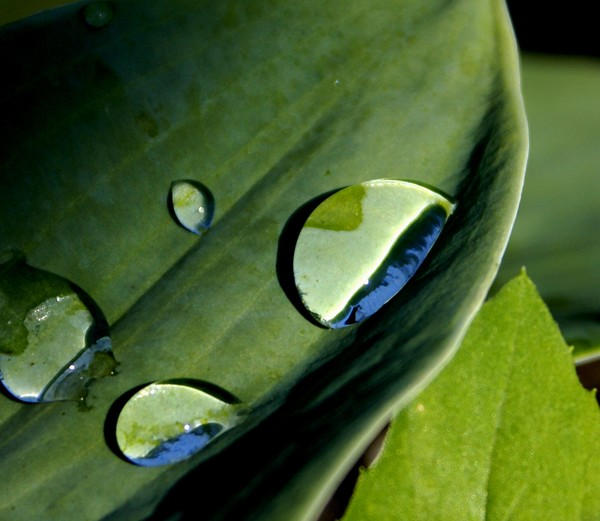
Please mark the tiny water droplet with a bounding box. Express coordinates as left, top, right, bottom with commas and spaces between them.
115, 380, 245, 467
292, 179, 455, 328
0, 251, 116, 403
82, 1, 114, 28
169, 180, 215, 235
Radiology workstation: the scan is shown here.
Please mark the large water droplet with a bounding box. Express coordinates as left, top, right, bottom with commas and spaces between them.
82, 2, 114, 28
169, 180, 215, 235
0, 251, 116, 403
292, 179, 456, 328
115, 380, 244, 467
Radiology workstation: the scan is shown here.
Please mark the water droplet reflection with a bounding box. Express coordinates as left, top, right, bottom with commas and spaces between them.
0, 251, 116, 402
292, 179, 455, 328
82, 2, 114, 28
115, 380, 244, 467
169, 180, 215, 235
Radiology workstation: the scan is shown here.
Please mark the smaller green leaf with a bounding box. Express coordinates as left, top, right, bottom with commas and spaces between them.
343, 272, 600, 521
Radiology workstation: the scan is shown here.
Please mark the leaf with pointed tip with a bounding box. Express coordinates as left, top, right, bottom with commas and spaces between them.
343, 273, 600, 521
0, 0, 526, 520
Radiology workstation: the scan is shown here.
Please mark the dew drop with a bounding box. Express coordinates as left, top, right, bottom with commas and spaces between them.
115, 380, 244, 467
169, 180, 215, 235
292, 179, 456, 328
0, 251, 116, 403
82, 1, 114, 28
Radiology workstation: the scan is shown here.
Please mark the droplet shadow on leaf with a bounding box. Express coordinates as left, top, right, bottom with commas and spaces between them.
104, 383, 150, 463
276, 188, 342, 329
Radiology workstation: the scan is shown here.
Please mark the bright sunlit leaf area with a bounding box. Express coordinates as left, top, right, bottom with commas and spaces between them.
344, 273, 600, 521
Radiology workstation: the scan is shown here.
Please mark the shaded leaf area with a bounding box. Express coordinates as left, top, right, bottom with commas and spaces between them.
497, 56, 600, 360
0, 0, 526, 520
343, 273, 600, 521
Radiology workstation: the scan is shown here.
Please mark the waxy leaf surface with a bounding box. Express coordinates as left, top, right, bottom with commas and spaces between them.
0, 1, 527, 519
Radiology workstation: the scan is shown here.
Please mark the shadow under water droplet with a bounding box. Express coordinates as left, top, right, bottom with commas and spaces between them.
276, 189, 343, 329
104, 382, 152, 463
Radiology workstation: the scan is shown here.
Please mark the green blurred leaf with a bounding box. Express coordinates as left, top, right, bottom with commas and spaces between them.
0, 0, 526, 519
498, 55, 600, 355
343, 272, 600, 521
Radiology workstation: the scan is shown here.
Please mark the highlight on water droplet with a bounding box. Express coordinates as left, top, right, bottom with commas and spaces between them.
168, 180, 215, 235
0, 251, 116, 403
115, 380, 245, 467
292, 179, 456, 328
82, 1, 114, 28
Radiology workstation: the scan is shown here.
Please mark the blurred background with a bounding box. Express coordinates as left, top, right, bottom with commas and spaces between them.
499, 2, 600, 369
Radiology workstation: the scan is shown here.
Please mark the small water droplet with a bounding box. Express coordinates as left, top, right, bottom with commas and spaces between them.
169, 180, 215, 235
0, 251, 116, 403
334, 79, 340, 86
82, 1, 114, 28
115, 380, 245, 467
292, 179, 455, 328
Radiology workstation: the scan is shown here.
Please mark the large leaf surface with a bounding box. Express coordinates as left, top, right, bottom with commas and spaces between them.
0, 1, 527, 519
343, 273, 600, 521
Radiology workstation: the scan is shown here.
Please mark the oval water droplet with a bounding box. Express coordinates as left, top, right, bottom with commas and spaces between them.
82, 2, 114, 28
115, 380, 244, 467
169, 180, 215, 235
0, 251, 116, 402
292, 179, 456, 328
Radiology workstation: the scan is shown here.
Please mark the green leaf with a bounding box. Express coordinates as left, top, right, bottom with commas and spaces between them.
0, 0, 527, 520
343, 272, 600, 521
498, 55, 600, 355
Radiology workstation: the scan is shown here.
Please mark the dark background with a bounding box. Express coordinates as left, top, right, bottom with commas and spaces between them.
506, 1, 600, 57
